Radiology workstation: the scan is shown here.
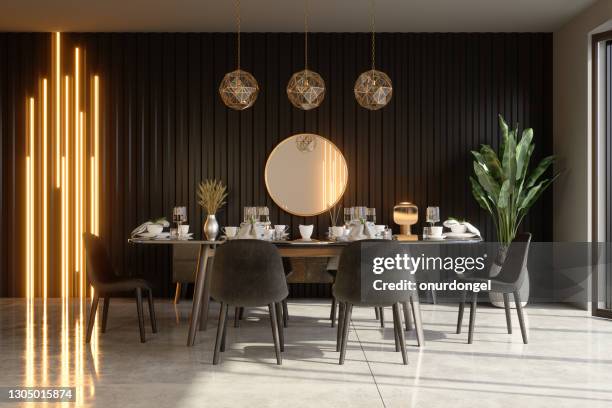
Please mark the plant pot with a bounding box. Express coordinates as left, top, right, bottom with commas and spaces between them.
489, 245, 529, 308
203, 214, 219, 241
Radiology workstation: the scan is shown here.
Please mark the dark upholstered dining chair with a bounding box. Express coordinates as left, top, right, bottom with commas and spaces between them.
456, 233, 531, 344
333, 240, 416, 365
210, 240, 288, 365
83, 233, 157, 343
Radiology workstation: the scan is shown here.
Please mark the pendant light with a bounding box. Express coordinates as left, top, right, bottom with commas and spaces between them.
354, 0, 392, 110
219, 0, 259, 110
287, 0, 325, 110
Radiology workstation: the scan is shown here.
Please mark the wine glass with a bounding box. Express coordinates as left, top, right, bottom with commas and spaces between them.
173, 206, 187, 228
366, 208, 376, 224
244, 207, 256, 223
426, 206, 440, 226
356, 206, 367, 223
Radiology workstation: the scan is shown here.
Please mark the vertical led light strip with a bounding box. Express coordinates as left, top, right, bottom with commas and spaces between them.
63, 75, 70, 303
42, 79, 48, 300
55, 33, 61, 188
26, 98, 35, 300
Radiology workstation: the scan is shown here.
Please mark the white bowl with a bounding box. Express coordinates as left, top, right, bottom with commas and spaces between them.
449, 224, 467, 234
147, 224, 164, 235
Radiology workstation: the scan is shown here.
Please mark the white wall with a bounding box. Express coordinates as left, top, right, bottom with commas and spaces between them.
554, 0, 612, 243
553, 0, 612, 309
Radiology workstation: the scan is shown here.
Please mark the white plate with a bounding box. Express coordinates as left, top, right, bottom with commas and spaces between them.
425, 235, 446, 241
137, 232, 158, 238
445, 232, 478, 239
289, 239, 329, 245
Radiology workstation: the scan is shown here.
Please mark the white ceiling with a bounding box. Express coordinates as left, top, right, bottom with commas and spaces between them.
0, 0, 596, 32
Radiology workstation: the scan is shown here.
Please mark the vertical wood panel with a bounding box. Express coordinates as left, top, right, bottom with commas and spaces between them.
0, 32, 553, 297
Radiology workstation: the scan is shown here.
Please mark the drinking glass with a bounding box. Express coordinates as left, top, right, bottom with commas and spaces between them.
257, 206, 270, 226
356, 206, 367, 222
426, 206, 440, 225
243, 207, 256, 223
344, 207, 353, 226
366, 208, 376, 224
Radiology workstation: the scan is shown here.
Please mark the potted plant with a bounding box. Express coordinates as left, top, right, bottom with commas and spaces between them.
197, 179, 228, 241
470, 115, 559, 306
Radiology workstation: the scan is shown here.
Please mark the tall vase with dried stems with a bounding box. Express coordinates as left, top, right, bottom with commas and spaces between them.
197, 180, 228, 241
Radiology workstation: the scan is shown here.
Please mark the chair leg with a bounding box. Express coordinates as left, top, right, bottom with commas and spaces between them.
393, 306, 401, 352
456, 289, 467, 334
503, 292, 512, 334
393, 303, 408, 365
282, 299, 289, 327
86, 293, 100, 344
374, 306, 380, 320
173, 282, 182, 304
379, 307, 385, 328
234, 307, 240, 328
514, 291, 528, 344
339, 303, 353, 365
135, 288, 146, 343
213, 302, 228, 365
238, 307, 245, 320
147, 289, 157, 333
431, 289, 438, 304
101, 295, 110, 333
275, 302, 285, 352
402, 301, 413, 331
336, 302, 345, 352
468, 291, 478, 344
410, 294, 425, 347
268, 303, 282, 365
221, 307, 229, 352
331, 298, 338, 327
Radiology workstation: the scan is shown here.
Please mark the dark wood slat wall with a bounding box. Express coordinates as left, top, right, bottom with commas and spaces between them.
0, 32, 553, 298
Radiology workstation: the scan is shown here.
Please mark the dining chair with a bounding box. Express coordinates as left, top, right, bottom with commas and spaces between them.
83, 233, 157, 343
233, 257, 291, 328
210, 240, 288, 365
456, 233, 531, 344
333, 240, 416, 365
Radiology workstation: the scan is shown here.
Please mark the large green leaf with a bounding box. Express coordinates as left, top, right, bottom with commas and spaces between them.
519, 174, 558, 212
470, 176, 493, 214
516, 128, 533, 181
498, 115, 509, 160
473, 162, 500, 202
525, 155, 555, 189
498, 179, 512, 208
479, 145, 504, 183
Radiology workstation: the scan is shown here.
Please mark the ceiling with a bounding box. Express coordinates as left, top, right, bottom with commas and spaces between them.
0, 0, 596, 32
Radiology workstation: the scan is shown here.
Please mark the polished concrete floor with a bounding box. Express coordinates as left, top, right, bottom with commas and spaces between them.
1, 298, 611, 407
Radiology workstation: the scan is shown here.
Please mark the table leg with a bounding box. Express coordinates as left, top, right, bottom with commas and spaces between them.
187, 244, 209, 346
199, 254, 215, 331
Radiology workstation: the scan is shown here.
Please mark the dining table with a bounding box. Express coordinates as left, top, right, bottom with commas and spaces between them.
128, 236, 482, 346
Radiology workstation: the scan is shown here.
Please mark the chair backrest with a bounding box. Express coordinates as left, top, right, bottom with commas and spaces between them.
495, 233, 532, 288
83, 233, 117, 285
334, 240, 414, 305
210, 240, 288, 307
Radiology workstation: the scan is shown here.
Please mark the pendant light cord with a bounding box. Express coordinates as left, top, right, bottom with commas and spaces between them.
371, 0, 375, 71
305, 0, 309, 70
236, 0, 241, 70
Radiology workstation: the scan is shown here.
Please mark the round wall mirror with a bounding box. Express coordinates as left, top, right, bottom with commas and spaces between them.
265, 134, 348, 217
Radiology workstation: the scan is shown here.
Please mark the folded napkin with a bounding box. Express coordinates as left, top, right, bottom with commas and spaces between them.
131, 218, 170, 237
443, 219, 481, 237
347, 221, 379, 241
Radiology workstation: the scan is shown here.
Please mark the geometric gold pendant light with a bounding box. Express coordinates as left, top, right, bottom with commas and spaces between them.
287, 0, 325, 110
219, 0, 259, 110
354, 0, 393, 110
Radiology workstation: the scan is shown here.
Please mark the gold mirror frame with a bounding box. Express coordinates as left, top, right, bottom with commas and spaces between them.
264, 134, 348, 217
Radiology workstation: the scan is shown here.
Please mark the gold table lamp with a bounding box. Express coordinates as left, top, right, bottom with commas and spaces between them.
393, 202, 418, 241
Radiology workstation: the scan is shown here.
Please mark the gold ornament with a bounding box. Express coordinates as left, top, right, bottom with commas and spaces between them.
219, 69, 259, 110
354, 69, 393, 110
287, 69, 325, 110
